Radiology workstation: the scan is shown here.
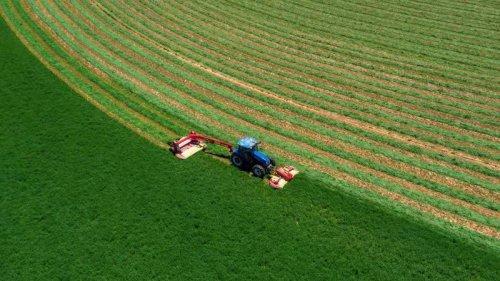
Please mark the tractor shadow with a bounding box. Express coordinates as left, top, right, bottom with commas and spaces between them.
204, 149, 230, 160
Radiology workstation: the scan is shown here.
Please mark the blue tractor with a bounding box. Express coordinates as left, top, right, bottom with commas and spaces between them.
230, 137, 276, 178
172, 131, 298, 187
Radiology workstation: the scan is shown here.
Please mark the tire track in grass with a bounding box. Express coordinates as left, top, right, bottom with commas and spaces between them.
81, 0, 500, 199
95, 0, 498, 179
147, 1, 500, 153
37, 0, 500, 226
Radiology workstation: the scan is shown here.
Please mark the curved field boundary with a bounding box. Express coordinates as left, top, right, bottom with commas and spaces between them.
1, 0, 499, 242
81, 0, 498, 203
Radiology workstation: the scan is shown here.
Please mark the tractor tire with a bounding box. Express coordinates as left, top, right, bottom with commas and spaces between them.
252, 164, 266, 178
270, 158, 276, 167
231, 154, 244, 168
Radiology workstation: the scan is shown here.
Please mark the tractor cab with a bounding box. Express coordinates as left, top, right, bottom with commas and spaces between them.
231, 137, 275, 178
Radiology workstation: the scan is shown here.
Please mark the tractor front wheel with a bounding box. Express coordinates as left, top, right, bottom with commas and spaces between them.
231, 154, 244, 168
252, 165, 266, 178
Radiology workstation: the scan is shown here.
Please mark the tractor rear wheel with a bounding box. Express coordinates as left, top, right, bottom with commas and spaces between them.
231, 154, 244, 168
252, 164, 266, 178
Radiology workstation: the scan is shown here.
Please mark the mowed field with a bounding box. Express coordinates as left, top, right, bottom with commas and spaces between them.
1, 0, 499, 251
2, 14, 500, 280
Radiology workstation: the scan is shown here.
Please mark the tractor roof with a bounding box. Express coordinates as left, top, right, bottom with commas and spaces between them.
238, 136, 259, 149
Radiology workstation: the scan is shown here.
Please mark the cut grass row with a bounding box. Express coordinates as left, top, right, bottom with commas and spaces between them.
5, 0, 498, 236
68, 0, 500, 214
197, 0, 499, 96
30, 0, 500, 228
277, 0, 499, 59
148, 1, 500, 151
86, 1, 500, 188
306, 0, 499, 42
181, 1, 500, 120
229, 0, 499, 76
117, 0, 500, 175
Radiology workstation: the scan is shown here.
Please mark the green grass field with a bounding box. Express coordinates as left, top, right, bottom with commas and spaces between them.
1, 1, 499, 279
2, 16, 500, 280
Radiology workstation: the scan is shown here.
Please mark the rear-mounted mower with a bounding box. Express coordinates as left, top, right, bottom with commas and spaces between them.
170, 131, 299, 189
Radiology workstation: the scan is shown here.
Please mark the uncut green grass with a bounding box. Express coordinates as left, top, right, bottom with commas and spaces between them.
2, 17, 500, 280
